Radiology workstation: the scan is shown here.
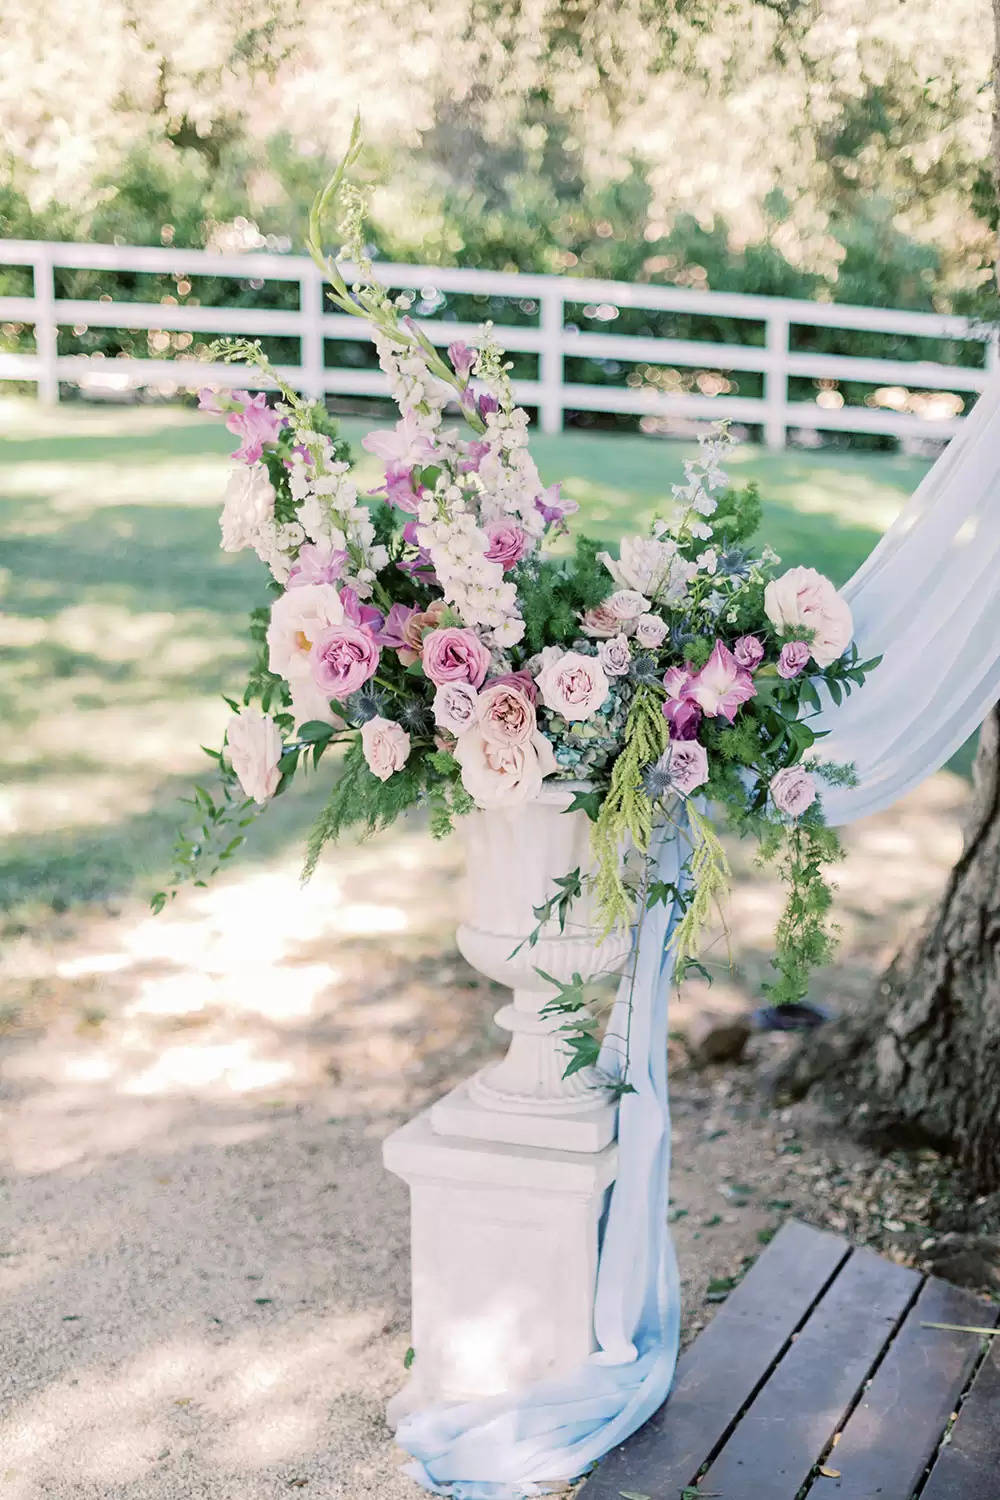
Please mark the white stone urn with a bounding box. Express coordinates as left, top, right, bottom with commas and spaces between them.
382, 781, 630, 1417
430, 781, 632, 1153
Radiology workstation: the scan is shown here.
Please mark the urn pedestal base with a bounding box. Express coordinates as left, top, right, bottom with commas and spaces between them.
429, 1067, 618, 1153
383, 1109, 617, 1424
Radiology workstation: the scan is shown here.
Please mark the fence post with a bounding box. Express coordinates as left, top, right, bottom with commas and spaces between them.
538, 287, 564, 434
300, 261, 326, 405
764, 313, 788, 451
33, 245, 59, 405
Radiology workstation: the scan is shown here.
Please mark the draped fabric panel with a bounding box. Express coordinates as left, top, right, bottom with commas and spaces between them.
398, 370, 1000, 1496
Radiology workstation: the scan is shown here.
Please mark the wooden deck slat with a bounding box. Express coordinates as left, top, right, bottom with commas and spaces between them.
815, 1276, 994, 1500
580, 1220, 849, 1499
920, 1335, 1000, 1500
699, 1246, 920, 1500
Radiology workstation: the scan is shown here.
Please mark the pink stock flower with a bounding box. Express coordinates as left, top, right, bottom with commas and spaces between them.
433, 681, 479, 736
383, 465, 423, 514
733, 635, 765, 670
421, 627, 492, 688
225, 392, 283, 465
770, 766, 818, 817
287, 542, 348, 588
226, 706, 283, 804
362, 411, 436, 467
309, 622, 380, 698
687, 641, 757, 722
777, 640, 810, 679
484, 522, 528, 571
198, 388, 224, 414
536, 650, 610, 722
667, 740, 710, 796
361, 716, 411, 782
458, 440, 491, 474
476, 683, 536, 746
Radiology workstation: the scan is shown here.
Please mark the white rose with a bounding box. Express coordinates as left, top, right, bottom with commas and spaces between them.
598, 535, 695, 603
361, 716, 411, 782
535, 650, 610, 722
220, 465, 276, 553
225, 707, 283, 804
763, 567, 853, 668
266, 583, 344, 681
599, 634, 632, 677
634, 613, 668, 648
455, 728, 557, 809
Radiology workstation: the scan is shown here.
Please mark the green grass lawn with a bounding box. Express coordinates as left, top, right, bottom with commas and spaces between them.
0, 398, 934, 931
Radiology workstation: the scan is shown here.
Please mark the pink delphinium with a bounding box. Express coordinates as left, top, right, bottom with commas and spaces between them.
777, 640, 810, 679
421, 627, 492, 688
225, 392, 284, 465
339, 587, 384, 637
363, 411, 437, 467
535, 482, 579, 532
687, 641, 756, 722
309, 622, 380, 698
448, 340, 477, 378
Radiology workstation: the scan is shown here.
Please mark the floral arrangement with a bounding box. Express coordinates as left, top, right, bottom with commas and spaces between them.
157, 124, 878, 1069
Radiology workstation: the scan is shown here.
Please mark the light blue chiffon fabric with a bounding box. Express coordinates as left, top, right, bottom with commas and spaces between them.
396, 369, 1000, 1497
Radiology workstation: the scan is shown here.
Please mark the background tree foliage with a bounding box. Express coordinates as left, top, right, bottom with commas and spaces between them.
1, 0, 994, 313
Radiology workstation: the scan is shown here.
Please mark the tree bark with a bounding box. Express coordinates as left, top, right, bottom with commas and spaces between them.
781, 1, 1000, 1193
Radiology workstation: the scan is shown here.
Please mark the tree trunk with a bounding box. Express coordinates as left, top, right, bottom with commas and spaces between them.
781, 0, 1000, 1197
783, 710, 1000, 1189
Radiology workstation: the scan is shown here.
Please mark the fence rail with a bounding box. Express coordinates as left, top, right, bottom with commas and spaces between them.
0, 238, 995, 449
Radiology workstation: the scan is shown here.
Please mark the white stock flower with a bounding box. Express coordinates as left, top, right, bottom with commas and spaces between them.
220, 465, 276, 553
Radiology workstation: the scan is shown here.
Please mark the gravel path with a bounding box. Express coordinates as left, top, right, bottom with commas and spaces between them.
0, 774, 969, 1499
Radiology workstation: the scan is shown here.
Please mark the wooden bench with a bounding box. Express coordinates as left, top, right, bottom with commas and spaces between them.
582, 1219, 1000, 1500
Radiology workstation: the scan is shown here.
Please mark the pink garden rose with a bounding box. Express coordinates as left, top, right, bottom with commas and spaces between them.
535, 650, 610, 722
267, 583, 344, 682
455, 727, 557, 809
433, 681, 479, 736
421, 627, 491, 688
599, 634, 632, 677
733, 634, 765, 670
770, 765, 818, 816
476, 683, 536, 746
309, 621, 380, 698
777, 640, 810, 679
225, 392, 284, 465
764, 567, 853, 668
634, 613, 668, 649
226, 707, 283, 804
667, 740, 709, 796
687, 641, 756, 722
361, 716, 411, 782
606, 589, 650, 624
484, 521, 528, 570
486, 668, 539, 705
579, 602, 622, 639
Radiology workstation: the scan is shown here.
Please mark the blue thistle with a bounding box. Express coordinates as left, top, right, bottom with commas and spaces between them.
347, 689, 385, 723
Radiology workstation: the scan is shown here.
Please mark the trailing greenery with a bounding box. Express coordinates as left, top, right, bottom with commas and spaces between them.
591, 685, 669, 934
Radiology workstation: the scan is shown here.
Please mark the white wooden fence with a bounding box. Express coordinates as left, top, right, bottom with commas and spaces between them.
0, 238, 995, 449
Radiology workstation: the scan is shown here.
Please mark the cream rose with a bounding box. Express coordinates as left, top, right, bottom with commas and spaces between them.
225, 706, 283, 804
476, 683, 536, 745
455, 728, 557, 808
361, 716, 411, 782
535, 650, 610, 722
763, 567, 853, 668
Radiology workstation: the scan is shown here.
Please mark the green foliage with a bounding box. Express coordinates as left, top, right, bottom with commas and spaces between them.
591, 685, 668, 933
519, 537, 611, 656
302, 737, 426, 880
761, 815, 844, 1006
669, 804, 732, 969
151, 756, 259, 911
